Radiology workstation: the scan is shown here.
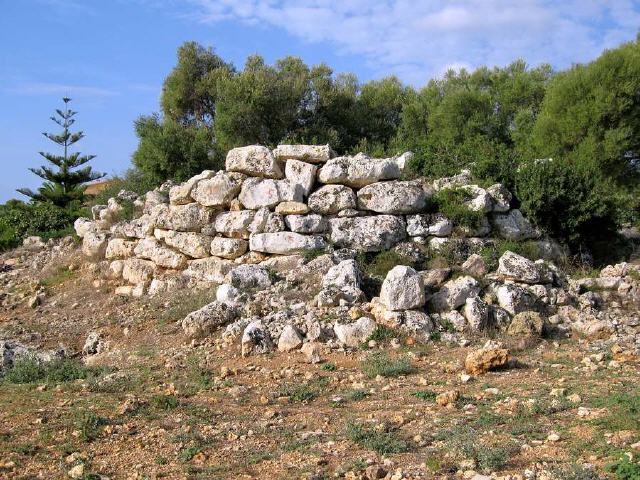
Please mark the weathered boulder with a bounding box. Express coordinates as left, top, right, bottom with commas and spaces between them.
285, 214, 327, 234
154, 203, 214, 232
74, 217, 97, 238
226, 145, 283, 179
497, 251, 553, 284
274, 144, 334, 163
277, 325, 304, 352
461, 254, 487, 278
380, 266, 425, 311
241, 320, 274, 356
184, 257, 234, 283
328, 215, 406, 252
429, 276, 480, 312
494, 283, 539, 315
487, 184, 511, 212
463, 296, 489, 330
322, 260, 361, 289
284, 159, 317, 196
122, 258, 155, 284
406, 214, 452, 237
105, 238, 137, 260
491, 209, 538, 241
190, 171, 245, 207
238, 178, 302, 210
214, 210, 255, 239
356, 181, 427, 214
459, 185, 493, 213
216, 283, 240, 305
181, 301, 238, 339
317, 285, 366, 307
507, 311, 544, 337
210, 237, 248, 259
308, 185, 356, 214
300, 342, 323, 363
162, 231, 212, 259
82, 231, 109, 260
275, 201, 308, 215
143, 189, 169, 213
334, 317, 376, 347
169, 170, 215, 205
249, 232, 326, 254
433, 169, 472, 191
465, 341, 509, 375
228, 264, 272, 290
318, 154, 400, 187
134, 238, 188, 269
112, 214, 155, 239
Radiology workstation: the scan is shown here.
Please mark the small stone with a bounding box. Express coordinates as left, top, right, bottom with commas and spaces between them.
300, 342, 322, 364
464, 341, 509, 375
436, 390, 460, 407
547, 432, 560, 442
68, 464, 84, 479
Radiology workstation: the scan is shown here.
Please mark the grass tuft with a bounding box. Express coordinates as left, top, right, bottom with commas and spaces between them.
361, 352, 415, 378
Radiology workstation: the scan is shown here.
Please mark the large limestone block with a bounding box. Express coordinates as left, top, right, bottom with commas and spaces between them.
463, 296, 489, 330
210, 237, 248, 259
487, 184, 512, 212
74, 217, 98, 238
226, 145, 283, 179
429, 275, 480, 312
308, 185, 356, 214
143, 189, 169, 213
334, 317, 376, 347
275, 201, 308, 215
322, 259, 362, 289
228, 264, 272, 290
154, 203, 214, 232
191, 172, 245, 207
318, 154, 400, 187
328, 215, 406, 252
82, 231, 109, 260
357, 181, 427, 214
163, 231, 213, 259
169, 170, 215, 205
134, 238, 188, 269
274, 144, 334, 163
284, 159, 317, 196
238, 178, 302, 210
184, 257, 234, 283
241, 320, 274, 356
497, 251, 553, 284
277, 325, 304, 352
494, 283, 539, 315
285, 214, 327, 234
406, 214, 453, 237
380, 265, 425, 311
181, 301, 238, 339
122, 258, 156, 284
249, 232, 326, 255
214, 210, 255, 239
111, 214, 155, 239
491, 209, 538, 240
105, 238, 137, 260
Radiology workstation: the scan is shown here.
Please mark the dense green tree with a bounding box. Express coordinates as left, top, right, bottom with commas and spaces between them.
18, 97, 104, 207
132, 114, 219, 183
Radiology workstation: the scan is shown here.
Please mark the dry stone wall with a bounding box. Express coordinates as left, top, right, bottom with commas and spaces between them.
75, 144, 542, 297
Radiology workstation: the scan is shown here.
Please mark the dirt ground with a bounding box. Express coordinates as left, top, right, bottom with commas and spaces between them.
0, 248, 638, 480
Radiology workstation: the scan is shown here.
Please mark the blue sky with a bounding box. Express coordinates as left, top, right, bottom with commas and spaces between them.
1, 0, 639, 203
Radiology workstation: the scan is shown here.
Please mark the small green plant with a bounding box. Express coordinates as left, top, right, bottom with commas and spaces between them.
302, 247, 326, 263
366, 325, 400, 344
346, 389, 370, 401
150, 394, 179, 411
321, 362, 337, 372
345, 421, 410, 455
548, 464, 605, 480
280, 377, 329, 403
361, 352, 415, 378
356, 250, 416, 278
412, 390, 437, 402
477, 447, 510, 472
74, 411, 108, 442
432, 188, 485, 232
13, 443, 38, 455
40, 266, 75, 287
606, 457, 640, 480
2, 357, 105, 384
179, 446, 200, 462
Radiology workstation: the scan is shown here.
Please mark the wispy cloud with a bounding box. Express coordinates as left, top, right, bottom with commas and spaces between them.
180, 0, 640, 84
5, 82, 118, 97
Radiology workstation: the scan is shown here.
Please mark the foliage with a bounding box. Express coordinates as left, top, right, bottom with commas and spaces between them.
74, 411, 108, 442
356, 250, 416, 278
606, 457, 640, 480
18, 97, 104, 207
2, 357, 105, 384
280, 377, 329, 402
412, 390, 437, 402
345, 421, 409, 455
432, 188, 485, 231
87, 168, 159, 208
0, 200, 78, 251
480, 240, 542, 271
361, 352, 414, 378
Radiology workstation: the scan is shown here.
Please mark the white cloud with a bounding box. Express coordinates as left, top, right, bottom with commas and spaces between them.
182, 0, 640, 84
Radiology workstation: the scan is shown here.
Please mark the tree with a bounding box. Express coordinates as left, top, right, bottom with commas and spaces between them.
18, 97, 104, 207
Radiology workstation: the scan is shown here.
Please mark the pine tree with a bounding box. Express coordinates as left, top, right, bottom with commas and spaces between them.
18, 97, 104, 207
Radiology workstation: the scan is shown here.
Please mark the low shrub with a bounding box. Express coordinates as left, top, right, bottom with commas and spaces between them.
432, 188, 485, 232
2, 357, 107, 385
345, 421, 410, 455
361, 352, 414, 378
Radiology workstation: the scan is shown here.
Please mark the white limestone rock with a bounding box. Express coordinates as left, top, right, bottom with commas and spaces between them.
333, 317, 377, 347
277, 325, 304, 352
429, 275, 480, 312
111, 214, 155, 239
227, 264, 272, 290
241, 320, 275, 356
497, 251, 553, 284
328, 215, 406, 252
249, 232, 326, 255
432, 169, 472, 191
380, 265, 425, 311
226, 145, 283, 179
285, 214, 327, 234
122, 258, 156, 284
216, 283, 240, 305
356, 181, 427, 214
181, 301, 238, 339
214, 210, 255, 239
162, 231, 212, 259
308, 185, 357, 214
322, 259, 361, 289
459, 185, 494, 213
494, 283, 539, 315
82, 231, 109, 260
154, 203, 214, 232
284, 159, 317, 196
190, 171, 245, 207
318, 154, 400, 188
491, 209, 538, 240
463, 296, 489, 330
275, 201, 308, 215
274, 144, 334, 163
210, 237, 248, 259
105, 238, 137, 260
169, 170, 215, 205
406, 214, 453, 237
74, 217, 98, 238
487, 184, 512, 212
184, 257, 234, 283
134, 238, 188, 269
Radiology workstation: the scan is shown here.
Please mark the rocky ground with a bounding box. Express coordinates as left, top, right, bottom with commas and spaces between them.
0, 239, 639, 480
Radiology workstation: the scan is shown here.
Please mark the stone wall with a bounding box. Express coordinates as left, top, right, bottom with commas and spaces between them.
75, 144, 543, 297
